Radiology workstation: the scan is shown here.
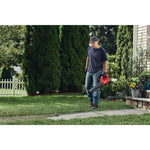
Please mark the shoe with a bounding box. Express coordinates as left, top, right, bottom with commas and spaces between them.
89, 101, 93, 107
91, 104, 98, 109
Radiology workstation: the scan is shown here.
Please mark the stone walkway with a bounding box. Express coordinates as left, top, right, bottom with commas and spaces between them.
47, 108, 150, 120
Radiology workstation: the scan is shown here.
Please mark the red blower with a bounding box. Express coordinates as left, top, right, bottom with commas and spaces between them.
88, 74, 110, 93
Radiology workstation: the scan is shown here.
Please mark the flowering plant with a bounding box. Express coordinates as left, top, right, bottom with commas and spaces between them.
129, 82, 137, 89
130, 82, 144, 91
130, 77, 146, 97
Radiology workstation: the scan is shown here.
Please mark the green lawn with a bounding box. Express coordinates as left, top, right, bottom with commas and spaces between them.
0, 93, 142, 125
0, 93, 133, 117
3, 113, 150, 125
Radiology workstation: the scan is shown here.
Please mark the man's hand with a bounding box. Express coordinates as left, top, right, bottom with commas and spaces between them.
102, 72, 107, 79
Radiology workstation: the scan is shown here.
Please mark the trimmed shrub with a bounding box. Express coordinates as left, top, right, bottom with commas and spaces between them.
22, 26, 61, 95
60, 25, 89, 92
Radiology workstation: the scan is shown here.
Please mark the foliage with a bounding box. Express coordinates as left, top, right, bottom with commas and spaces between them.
0, 25, 25, 68
0, 67, 16, 79
132, 47, 147, 77
22, 26, 61, 95
130, 82, 145, 97
115, 25, 133, 79
129, 77, 140, 84
139, 71, 150, 90
90, 25, 118, 54
107, 54, 120, 79
22, 26, 37, 95
60, 25, 89, 92
121, 26, 133, 78
139, 71, 150, 81
101, 76, 130, 98
129, 76, 146, 97
0, 25, 25, 79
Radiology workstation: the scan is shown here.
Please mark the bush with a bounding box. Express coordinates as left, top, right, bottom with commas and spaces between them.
60, 26, 89, 92
139, 71, 150, 81
107, 54, 120, 79
101, 76, 130, 99
0, 67, 16, 79
129, 77, 140, 84
22, 26, 61, 95
108, 62, 120, 79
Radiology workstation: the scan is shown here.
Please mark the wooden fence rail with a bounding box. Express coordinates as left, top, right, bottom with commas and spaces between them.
0, 76, 27, 96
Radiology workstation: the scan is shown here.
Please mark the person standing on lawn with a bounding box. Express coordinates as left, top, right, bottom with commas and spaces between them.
85, 36, 108, 109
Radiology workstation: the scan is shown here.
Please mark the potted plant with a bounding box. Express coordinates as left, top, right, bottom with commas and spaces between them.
129, 82, 142, 98
139, 71, 150, 90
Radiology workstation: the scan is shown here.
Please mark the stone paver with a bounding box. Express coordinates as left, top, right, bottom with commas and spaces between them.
47, 108, 150, 120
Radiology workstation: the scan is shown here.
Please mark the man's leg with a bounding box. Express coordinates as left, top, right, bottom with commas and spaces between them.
92, 71, 102, 108
85, 72, 93, 105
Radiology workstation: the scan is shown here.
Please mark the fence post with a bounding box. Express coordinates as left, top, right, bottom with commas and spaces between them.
12, 76, 15, 96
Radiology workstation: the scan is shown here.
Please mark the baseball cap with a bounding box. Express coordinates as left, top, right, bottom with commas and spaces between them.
89, 36, 99, 43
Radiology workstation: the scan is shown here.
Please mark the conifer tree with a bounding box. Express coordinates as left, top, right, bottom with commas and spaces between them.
60, 25, 89, 92
115, 25, 133, 78
115, 25, 125, 75
121, 26, 133, 78
22, 26, 38, 95
22, 25, 61, 95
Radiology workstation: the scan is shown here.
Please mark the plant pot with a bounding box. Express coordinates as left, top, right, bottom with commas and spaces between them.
131, 89, 141, 98
144, 81, 150, 90
145, 90, 150, 98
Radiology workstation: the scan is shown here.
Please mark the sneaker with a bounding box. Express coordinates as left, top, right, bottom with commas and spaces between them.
91, 104, 98, 109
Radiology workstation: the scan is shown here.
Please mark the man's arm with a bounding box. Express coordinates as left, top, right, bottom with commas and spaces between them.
85, 56, 89, 69
103, 61, 108, 73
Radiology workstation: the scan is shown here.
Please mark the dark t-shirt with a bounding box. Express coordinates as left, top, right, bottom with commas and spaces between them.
87, 46, 108, 73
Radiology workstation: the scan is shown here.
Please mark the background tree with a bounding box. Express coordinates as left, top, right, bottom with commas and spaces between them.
90, 25, 118, 54
0, 25, 25, 78
60, 25, 89, 92
22, 25, 61, 95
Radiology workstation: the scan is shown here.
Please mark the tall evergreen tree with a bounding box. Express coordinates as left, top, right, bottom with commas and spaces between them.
115, 25, 124, 74
22, 26, 37, 95
22, 25, 61, 95
115, 25, 133, 78
60, 25, 89, 92
121, 26, 133, 78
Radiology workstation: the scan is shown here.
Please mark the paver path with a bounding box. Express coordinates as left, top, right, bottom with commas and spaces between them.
47, 108, 150, 120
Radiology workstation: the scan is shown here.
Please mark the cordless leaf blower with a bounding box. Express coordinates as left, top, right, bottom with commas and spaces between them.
88, 74, 110, 93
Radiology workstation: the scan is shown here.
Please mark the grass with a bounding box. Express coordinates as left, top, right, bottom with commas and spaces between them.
1, 93, 144, 125
3, 113, 150, 125
0, 93, 133, 117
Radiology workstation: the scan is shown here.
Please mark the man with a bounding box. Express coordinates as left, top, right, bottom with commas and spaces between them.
85, 36, 108, 109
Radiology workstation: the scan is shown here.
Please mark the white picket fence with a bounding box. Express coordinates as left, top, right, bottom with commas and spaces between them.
0, 76, 27, 96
